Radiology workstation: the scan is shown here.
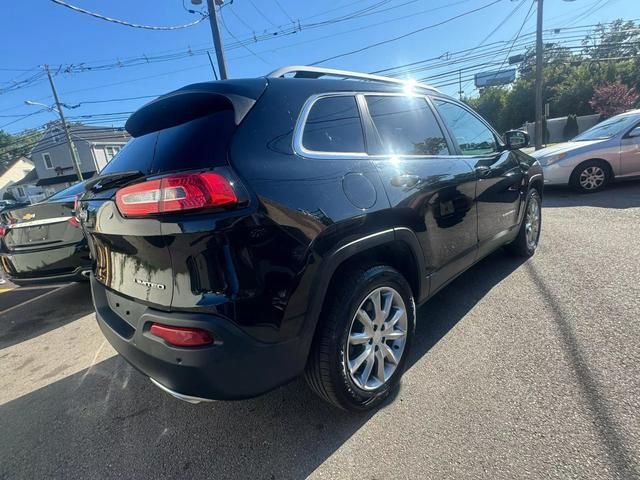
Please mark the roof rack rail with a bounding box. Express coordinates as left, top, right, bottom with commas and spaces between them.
268, 66, 440, 93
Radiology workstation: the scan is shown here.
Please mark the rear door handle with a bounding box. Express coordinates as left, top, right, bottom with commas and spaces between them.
391, 174, 420, 188
475, 165, 492, 178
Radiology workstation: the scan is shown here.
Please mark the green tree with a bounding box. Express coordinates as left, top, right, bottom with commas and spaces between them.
467, 19, 640, 129
0, 128, 42, 171
466, 86, 509, 132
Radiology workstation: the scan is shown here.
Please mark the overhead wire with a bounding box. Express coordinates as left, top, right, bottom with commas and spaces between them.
48, 0, 209, 30
309, 0, 505, 65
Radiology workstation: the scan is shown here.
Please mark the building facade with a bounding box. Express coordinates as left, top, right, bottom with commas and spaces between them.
31, 122, 130, 195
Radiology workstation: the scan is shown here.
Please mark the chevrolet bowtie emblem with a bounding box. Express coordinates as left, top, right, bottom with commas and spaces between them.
22, 213, 35, 221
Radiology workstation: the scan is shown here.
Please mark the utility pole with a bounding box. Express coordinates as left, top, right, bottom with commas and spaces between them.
458, 70, 463, 100
534, 0, 544, 150
205, 0, 228, 79
44, 65, 83, 181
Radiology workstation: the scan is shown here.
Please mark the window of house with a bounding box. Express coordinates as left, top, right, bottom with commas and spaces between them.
365, 95, 450, 156
432, 100, 498, 155
301, 96, 365, 153
104, 145, 122, 161
42, 152, 53, 169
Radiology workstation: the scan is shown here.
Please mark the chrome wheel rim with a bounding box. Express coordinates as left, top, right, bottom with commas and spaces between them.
346, 287, 408, 391
579, 166, 605, 190
525, 195, 541, 250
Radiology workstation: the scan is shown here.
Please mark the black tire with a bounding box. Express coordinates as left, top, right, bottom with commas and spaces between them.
506, 188, 541, 257
570, 160, 611, 193
305, 265, 415, 411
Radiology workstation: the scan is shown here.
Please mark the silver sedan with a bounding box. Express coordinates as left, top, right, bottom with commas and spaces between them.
530, 109, 640, 192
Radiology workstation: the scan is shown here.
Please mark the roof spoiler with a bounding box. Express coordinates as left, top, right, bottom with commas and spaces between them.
125, 78, 268, 137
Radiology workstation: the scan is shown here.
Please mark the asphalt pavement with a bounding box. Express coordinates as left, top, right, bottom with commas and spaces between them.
0, 182, 639, 479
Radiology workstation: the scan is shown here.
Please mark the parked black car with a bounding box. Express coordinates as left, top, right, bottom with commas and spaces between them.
0, 182, 91, 286
79, 67, 543, 411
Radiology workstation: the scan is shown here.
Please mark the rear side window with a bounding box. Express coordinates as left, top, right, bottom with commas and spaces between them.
302, 96, 365, 153
366, 96, 449, 156
433, 100, 498, 155
101, 110, 235, 175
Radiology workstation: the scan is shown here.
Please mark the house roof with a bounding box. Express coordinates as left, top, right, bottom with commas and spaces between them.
36, 171, 96, 186
12, 169, 39, 187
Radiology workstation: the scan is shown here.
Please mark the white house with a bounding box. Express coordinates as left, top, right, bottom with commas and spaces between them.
0, 157, 45, 203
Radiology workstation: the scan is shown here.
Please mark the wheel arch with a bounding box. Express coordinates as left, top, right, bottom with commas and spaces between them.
528, 173, 544, 197
571, 158, 614, 182
300, 228, 426, 359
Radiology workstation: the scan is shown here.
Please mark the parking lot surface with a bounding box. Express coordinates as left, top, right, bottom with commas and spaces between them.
1, 183, 639, 479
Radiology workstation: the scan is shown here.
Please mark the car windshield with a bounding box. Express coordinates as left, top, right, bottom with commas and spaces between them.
573, 113, 640, 141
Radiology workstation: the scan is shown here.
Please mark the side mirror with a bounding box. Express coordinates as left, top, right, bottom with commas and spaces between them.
504, 130, 530, 150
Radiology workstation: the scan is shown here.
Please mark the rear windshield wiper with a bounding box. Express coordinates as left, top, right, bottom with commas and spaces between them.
85, 171, 144, 192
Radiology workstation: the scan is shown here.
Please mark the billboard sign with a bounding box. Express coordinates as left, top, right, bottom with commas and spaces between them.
474, 69, 516, 88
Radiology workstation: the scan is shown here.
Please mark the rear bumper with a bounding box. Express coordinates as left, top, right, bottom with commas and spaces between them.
7, 266, 91, 286
1, 241, 91, 284
91, 276, 307, 401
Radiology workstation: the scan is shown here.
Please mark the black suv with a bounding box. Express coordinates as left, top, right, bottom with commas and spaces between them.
79, 67, 542, 411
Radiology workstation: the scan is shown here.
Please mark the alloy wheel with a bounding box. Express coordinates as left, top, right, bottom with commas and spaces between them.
579, 166, 606, 190
346, 287, 408, 391
525, 194, 541, 250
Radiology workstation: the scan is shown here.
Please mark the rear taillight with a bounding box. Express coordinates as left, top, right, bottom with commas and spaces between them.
149, 323, 214, 347
115, 172, 237, 217
0, 225, 7, 238
70, 194, 81, 228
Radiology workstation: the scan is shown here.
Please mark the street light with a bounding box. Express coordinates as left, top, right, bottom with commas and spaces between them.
24, 85, 83, 182
24, 100, 59, 113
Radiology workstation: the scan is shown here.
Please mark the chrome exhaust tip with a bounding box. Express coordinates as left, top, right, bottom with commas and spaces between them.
149, 378, 213, 404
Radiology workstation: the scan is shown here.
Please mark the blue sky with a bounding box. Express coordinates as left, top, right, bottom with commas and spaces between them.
1, 0, 637, 134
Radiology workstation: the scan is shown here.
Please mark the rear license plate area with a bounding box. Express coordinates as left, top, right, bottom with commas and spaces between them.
105, 289, 148, 330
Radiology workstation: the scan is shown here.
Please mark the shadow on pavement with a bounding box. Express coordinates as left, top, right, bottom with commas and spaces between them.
543, 181, 640, 209
0, 282, 94, 349
0, 252, 528, 479
524, 262, 639, 480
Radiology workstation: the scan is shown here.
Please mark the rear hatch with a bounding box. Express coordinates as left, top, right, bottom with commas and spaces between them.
80, 80, 264, 309
1, 187, 84, 253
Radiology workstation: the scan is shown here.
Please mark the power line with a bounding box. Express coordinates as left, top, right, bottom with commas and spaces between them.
49, 0, 209, 30
272, 0, 295, 23
496, 0, 537, 72
219, 9, 273, 66
309, 0, 505, 65
247, 0, 279, 28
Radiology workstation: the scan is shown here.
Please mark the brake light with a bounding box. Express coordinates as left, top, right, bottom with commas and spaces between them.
115, 172, 237, 217
70, 194, 81, 228
149, 323, 214, 347
0, 225, 6, 238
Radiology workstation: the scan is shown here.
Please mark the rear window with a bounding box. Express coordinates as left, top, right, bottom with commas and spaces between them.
46, 181, 87, 201
302, 96, 365, 153
101, 109, 235, 176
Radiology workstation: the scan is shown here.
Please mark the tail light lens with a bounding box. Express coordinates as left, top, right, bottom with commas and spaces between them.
149, 323, 214, 347
0, 225, 7, 238
115, 172, 237, 217
69, 194, 81, 228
